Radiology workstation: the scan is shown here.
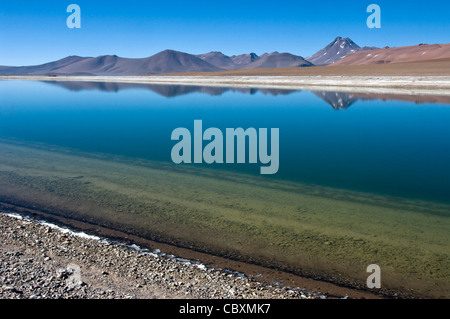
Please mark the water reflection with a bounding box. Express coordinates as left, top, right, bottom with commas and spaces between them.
42, 81, 296, 97
313, 91, 359, 110
43, 81, 450, 110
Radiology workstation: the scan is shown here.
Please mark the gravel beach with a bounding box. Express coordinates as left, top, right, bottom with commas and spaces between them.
0, 212, 331, 300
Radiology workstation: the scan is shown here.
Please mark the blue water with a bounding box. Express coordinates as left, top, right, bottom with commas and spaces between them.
1, 80, 450, 203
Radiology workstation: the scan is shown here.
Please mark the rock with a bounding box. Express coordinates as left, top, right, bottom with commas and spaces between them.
0, 213, 328, 300
3, 286, 22, 294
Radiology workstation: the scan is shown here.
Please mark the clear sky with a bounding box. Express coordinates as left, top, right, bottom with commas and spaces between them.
1, 0, 449, 66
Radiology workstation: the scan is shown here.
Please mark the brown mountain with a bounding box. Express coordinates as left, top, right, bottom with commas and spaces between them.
334, 43, 450, 65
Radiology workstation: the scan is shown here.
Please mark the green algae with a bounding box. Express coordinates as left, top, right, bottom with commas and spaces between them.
0, 140, 448, 297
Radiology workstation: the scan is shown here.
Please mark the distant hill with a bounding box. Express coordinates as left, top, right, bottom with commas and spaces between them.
197, 51, 312, 70
230, 53, 260, 66
143, 50, 222, 74
0, 50, 223, 75
334, 43, 450, 65
306, 37, 377, 66
196, 52, 237, 70
241, 52, 313, 69
0, 55, 88, 75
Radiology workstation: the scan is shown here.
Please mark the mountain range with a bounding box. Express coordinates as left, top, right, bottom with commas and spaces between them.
0, 50, 314, 76
2, 37, 447, 76
0, 37, 374, 76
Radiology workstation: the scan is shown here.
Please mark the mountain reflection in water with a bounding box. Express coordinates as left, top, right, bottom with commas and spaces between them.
43, 80, 450, 110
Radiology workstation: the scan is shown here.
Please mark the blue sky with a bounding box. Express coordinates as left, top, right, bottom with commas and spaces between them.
1, 0, 449, 66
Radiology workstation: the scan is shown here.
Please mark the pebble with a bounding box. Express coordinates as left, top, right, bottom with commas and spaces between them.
0, 213, 324, 300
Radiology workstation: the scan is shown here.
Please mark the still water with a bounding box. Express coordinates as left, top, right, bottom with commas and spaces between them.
0, 80, 449, 297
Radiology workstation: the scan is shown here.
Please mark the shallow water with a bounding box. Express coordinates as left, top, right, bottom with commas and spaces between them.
0, 80, 449, 297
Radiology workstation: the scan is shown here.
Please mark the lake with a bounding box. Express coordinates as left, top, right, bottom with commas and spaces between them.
0, 80, 449, 297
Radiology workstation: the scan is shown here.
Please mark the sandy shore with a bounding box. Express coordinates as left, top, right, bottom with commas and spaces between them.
2, 75, 450, 96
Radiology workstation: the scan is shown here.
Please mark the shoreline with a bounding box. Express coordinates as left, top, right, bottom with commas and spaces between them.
1, 78, 447, 299
2, 75, 450, 96
0, 140, 447, 299
0, 203, 385, 300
